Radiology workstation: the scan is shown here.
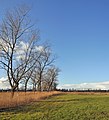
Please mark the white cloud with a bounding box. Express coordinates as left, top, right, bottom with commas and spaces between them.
58, 81, 109, 90
16, 42, 44, 60
0, 77, 10, 89
15, 41, 29, 60
0, 39, 44, 60
35, 46, 44, 52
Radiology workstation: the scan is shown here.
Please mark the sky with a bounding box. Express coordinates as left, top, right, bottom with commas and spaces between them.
0, 0, 109, 89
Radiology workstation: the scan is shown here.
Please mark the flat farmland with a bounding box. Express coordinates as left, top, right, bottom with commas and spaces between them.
1, 92, 109, 120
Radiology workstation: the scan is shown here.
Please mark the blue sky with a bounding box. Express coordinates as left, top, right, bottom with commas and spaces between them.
0, 0, 109, 88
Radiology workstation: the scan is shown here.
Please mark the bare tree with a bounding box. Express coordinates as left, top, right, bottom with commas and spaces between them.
36, 45, 56, 91
43, 66, 60, 91
30, 68, 39, 91
20, 69, 33, 92
20, 50, 42, 92
0, 6, 39, 96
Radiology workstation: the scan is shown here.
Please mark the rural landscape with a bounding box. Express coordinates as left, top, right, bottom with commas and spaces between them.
1, 0, 109, 120
1, 92, 109, 119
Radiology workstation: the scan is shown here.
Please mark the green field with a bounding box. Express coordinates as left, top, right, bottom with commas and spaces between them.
1, 93, 109, 120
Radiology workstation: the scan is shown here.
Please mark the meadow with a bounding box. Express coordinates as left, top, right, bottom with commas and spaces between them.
1, 92, 109, 120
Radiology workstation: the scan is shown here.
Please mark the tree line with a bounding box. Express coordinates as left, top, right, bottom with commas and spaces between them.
58, 89, 109, 92
0, 6, 60, 96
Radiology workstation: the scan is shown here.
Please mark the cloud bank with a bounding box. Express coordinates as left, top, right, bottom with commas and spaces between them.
58, 81, 109, 90
1, 75, 109, 90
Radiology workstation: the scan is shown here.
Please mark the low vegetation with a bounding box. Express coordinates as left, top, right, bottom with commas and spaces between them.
1, 93, 109, 120
0, 91, 61, 109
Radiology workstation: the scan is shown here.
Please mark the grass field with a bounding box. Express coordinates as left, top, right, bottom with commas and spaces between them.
1, 93, 109, 120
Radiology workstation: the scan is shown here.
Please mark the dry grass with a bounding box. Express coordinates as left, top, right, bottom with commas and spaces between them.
0, 91, 61, 109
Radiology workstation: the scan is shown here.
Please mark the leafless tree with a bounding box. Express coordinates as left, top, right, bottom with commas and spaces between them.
30, 68, 39, 91
20, 69, 33, 92
36, 45, 56, 91
43, 66, 60, 91
0, 6, 39, 96
20, 50, 42, 92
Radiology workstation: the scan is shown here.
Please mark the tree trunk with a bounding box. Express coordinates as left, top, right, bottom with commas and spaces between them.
37, 73, 42, 91
24, 80, 28, 92
37, 81, 41, 91
11, 87, 16, 98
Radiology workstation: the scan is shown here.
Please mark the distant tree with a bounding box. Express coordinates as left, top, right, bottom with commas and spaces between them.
36, 45, 56, 91
43, 66, 60, 91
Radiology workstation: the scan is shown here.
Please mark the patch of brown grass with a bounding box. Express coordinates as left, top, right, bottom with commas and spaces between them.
0, 91, 61, 109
